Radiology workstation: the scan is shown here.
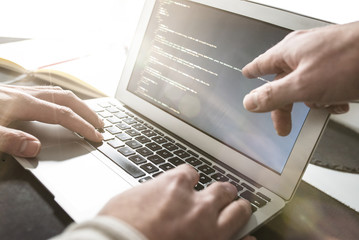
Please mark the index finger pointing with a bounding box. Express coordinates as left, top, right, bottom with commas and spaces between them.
242, 46, 287, 79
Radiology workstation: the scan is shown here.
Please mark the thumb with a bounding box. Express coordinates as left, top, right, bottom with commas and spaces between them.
0, 125, 41, 158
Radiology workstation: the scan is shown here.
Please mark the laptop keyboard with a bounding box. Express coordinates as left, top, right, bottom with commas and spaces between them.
87, 100, 271, 212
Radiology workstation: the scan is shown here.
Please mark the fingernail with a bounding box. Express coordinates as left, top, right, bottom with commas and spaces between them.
98, 118, 105, 128
224, 182, 237, 194
20, 140, 41, 157
243, 92, 258, 111
333, 105, 348, 114
96, 131, 103, 140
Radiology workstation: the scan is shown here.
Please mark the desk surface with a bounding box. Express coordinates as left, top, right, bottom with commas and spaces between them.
1, 38, 359, 240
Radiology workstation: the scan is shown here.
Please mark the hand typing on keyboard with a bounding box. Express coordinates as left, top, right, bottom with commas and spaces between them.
0, 84, 104, 158
99, 164, 255, 240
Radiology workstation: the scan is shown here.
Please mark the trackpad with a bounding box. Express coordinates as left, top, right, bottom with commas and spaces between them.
18, 142, 132, 222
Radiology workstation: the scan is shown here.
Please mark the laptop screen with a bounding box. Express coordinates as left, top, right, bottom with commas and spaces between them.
127, 0, 309, 174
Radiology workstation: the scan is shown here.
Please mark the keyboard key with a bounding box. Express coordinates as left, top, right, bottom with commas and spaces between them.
125, 112, 134, 117
194, 183, 204, 191
123, 118, 137, 125
98, 102, 111, 108
159, 163, 175, 171
198, 165, 215, 175
143, 123, 154, 129
142, 130, 157, 137
199, 157, 212, 166
241, 183, 255, 192
163, 143, 179, 151
106, 126, 121, 135
92, 105, 104, 112
115, 106, 125, 112
116, 123, 131, 130
134, 117, 144, 123
174, 149, 190, 159
125, 129, 140, 137
145, 142, 162, 151
157, 149, 173, 159
152, 171, 163, 178
97, 144, 145, 178
116, 132, 131, 141
106, 106, 120, 113
118, 146, 136, 156
240, 190, 266, 208
175, 143, 186, 150
168, 157, 185, 166
251, 204, 258, 213
230, 181, 244, 192
226, 174, 239, 183
164, 136, 175, 143
107, 138, 125, 148
103, 119, 112, 128
213, 165, 225, 174
211, 172, 229, 182
187, 150, 199, 157
126, 140, 142, 149
98, 111, 112, 118
257, 192, 271, 202
154, 129, 164, 136
132, 124, 147, 131
185, 157, 202, 167
114, 112, 128, 119
199, 173, 212, 184
102, 131, 115, 141
139, 176, 152, 183
152, 136, 167, 144
148, 155, 165, 165
129, 155, 147, 165
135, 136, 151, 144
140, 163, 159, 174
107, 116, 121, 124
136, 147, 153, 157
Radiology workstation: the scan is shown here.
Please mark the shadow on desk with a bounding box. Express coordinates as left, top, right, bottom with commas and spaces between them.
1, 154, 358, 240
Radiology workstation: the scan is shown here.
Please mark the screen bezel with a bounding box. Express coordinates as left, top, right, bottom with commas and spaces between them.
116, 0, 330, 200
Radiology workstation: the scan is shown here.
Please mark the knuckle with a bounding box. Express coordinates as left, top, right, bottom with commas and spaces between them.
0, 129, 23, 152
56, 105, 75, 121
171, 170, 191, 186
59, 89, 78, 101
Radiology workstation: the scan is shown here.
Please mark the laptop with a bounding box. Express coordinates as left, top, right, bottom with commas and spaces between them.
14, 0, 330, 238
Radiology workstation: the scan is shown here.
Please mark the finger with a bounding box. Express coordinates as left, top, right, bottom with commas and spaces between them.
19, 97, 103, 142
242, 46, 287, 79
243, 74, 297, 112
16, 86, 104, 129
242, 236, 257, 240
217, 198, 252, 239
0, 125, 41, 157
166, 164, 199, 188
271, 104, 293, 136
306, 102, 350, 115
326, 104, 350, 114
202, 182, 238, 209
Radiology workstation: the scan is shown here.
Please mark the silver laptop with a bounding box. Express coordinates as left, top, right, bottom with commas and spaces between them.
14, 0, 330, 238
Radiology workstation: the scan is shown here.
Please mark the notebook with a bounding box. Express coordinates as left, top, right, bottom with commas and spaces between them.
14, 0, 330, 238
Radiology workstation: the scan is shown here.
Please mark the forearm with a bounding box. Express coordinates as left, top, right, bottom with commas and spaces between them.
50, 216, 148, 240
